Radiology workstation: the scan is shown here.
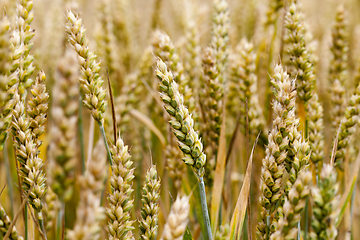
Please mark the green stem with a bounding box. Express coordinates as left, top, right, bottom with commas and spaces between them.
25, 204, 28, 240
304, 198, 309, 240
98, 121, 113, 166
297, 222, 301, 240
198, 177, 212, 240
350, 181, 357, 240
78, 97, 85, 173
38, 211, 48, 240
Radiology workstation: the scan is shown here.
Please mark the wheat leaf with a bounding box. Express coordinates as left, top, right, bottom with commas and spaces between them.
229, 133, 260, 240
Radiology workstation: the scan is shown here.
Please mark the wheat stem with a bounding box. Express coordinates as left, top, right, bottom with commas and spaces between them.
199, 177, 212, 240
99, 121, 113, 166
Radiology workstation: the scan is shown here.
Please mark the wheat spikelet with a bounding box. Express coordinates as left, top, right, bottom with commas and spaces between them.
8, 0, 35, 97
11, 92, 47, 215
48, 48, 79, 201
307, 93, 324, 172
0, 14, 12, 150
270, 171, 312, 240
228, 38, 266, 141
284, 139, 310, 196
333, 83, 360, 170
329, 5, 348, 131
44, 187, 59, 233
211, 0, 230, 76
0, 205, 23, 240
284, 2, 315, 102
201, 47, 223, 181
112, 0, 132, 73
309, 164, 339, 240
152, 30, 194, 113
183, 2, 202, 95
65, 11, 107, 123
106, 136, 135, 240
139, 165, 161, 240
265, 0, 283, 26
95, 0, 121, 85
161, 195, 190, 240
27, 70, 48, 149
257, 64, 297, 239
156, 58, 206, 176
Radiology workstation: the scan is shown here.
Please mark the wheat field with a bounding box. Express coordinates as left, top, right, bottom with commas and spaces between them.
0, 0, 360, 239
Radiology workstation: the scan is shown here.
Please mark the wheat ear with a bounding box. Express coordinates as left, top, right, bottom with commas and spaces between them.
270, 171, 312, 240
161, 195, 190, 240
257, 64, 297, 239
201, 47, 223, 181
27, 70, 48, 149
284, 2, 315, 102
139, 165, 161, 240
0, 205, 23, 240
106, 136, 135, 239
309, 164, 340, 240
329, 5, 348, 131
228, 38, 266, 141
333, 83, 360, 170
48, 48, 79, 201
0, 14, 12, 150
65, 11, 107, 123
156, 58, 206, 174
8, 0, 35, 97
307, 93, 325, 174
